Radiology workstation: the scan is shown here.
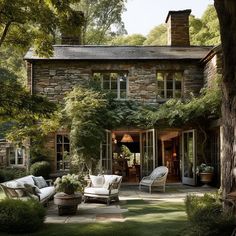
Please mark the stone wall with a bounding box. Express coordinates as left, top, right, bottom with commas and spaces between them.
28, 59, 204, 172
29, 60, 204, 103
0, 142, 10, 167
203, 52, 222, 88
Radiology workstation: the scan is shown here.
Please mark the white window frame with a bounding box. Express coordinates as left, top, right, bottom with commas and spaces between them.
93, 72, 128, 99
56, 134, 70, 171
8, 147, 25, 166
156, 71, 183, 99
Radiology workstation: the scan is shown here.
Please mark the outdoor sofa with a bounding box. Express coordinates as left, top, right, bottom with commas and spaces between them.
0, 175, 55, 203
84, 174, 122, 205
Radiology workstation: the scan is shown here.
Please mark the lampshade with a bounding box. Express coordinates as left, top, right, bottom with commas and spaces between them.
121, 133, 133, 143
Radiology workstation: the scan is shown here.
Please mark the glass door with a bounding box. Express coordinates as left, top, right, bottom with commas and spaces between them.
182, 130, 196, 185
100, 130, 112, 174
140, 129, 156, 177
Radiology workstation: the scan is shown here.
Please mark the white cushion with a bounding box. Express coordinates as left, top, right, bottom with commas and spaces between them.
16, 175, 35, 185
84, 187, 118, 195
38, 186, 55, 201
90, 175, 105, 187
103, 175, 119, 189
4, 181, 24, 197
140, 179, 153, 185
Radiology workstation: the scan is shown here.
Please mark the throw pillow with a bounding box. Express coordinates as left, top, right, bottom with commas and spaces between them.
5, 181, 24, 197
103, 175, 118, 189
33, 176, 48, 189
90, 175, 104, 187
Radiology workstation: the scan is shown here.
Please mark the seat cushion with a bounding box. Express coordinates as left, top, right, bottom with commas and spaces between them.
90, 175, 105, 188
38, 186, 55, 201
84, 187, 118, 196
140, 179, 153, 185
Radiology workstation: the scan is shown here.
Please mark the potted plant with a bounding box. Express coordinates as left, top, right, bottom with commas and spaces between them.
196, 163, 214, 186
53, 174, 84, 215
54, 173, 83, 195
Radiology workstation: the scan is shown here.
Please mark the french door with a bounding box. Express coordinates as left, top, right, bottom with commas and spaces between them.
140, 129, 156, 177
182, 130, 196, 185
100, 130, 112, 174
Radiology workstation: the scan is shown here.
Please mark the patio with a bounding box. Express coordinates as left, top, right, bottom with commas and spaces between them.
45, 183, 217, 224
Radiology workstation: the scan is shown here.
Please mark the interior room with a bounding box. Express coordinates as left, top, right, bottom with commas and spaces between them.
112, 131, 140, 183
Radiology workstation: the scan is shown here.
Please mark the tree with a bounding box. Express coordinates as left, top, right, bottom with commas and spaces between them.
109, 34, 146, 45
76, 0, 127, 44
143, 24, 167, 45
214, 1, 236, 200
144, 5, 220, 46
0, 0, 84, 56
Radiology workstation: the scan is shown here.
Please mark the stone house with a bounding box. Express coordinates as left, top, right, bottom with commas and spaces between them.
1, 9, 222, 186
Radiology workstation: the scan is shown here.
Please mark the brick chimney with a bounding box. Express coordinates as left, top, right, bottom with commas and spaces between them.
61, 10, 84, 45
165, 9, 191, 46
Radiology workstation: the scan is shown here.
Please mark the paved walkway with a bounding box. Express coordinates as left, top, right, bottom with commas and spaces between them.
45, 183, 217, 224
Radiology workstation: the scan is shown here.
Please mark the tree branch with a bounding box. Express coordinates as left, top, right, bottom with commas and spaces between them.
0, 21, 12, 47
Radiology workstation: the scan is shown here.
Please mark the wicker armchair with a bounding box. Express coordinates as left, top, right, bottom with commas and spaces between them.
139, 166, 168, 193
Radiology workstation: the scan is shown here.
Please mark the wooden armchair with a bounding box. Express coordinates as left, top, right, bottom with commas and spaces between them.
139, 166, 168, 193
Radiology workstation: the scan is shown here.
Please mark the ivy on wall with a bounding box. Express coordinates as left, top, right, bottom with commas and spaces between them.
62, 85, 221, 173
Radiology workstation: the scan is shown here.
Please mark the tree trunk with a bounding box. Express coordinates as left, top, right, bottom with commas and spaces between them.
214, 1, 236, 199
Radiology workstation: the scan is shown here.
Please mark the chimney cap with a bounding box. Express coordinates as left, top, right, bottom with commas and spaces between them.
165, 9, 192, 23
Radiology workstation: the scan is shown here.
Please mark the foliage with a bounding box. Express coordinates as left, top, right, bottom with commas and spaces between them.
30, 161, 51, 179
0, 199, 46, 234
196, 163, 214, 174
143, 24, 167, 45
54, 173, 85, 194
0, 0, 84, 57
0, 67, 58, 144
109, 34, 146, 45
151, 87, 221, 127
185, 193, 235, 236
63, 86, 107, 171
76, 0, 127, 44
190, 5, 220, 46
0, 167, 27, 183
144, 5, 220, 46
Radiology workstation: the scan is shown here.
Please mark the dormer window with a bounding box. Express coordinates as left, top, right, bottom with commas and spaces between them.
93, 72, 128, 99
157, 71, 183, 99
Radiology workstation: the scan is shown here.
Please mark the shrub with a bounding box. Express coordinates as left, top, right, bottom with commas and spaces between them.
0, 199, 46, 233
185, 193, 235, 236
0, 167, 27, 182
30, 161, 51, 179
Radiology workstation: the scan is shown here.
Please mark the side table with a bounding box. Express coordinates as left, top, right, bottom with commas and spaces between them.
54, 192, 82, 216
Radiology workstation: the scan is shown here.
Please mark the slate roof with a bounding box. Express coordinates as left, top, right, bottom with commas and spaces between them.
24, 45, 212, 61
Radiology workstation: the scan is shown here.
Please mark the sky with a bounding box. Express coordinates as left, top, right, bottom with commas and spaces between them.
122, 0, 214, 36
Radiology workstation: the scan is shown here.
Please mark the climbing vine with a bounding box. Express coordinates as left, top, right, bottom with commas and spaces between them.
62, 85, 221, 173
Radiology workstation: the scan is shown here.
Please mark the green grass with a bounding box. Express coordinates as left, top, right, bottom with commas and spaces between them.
0, 199, 188, 236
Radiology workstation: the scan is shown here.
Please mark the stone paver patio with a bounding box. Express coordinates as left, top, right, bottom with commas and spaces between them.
45, 183, 217, 224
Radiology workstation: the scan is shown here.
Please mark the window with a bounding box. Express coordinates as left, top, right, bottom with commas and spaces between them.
56, 134, 70, 171
8, 147, 25, 166
93, 72, 128, 99
157, 72, 183, 99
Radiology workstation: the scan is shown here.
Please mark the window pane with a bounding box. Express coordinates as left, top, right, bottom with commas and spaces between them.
175, 72, 182, 81
167, 90, 173, 98
9, 148, 15, 165
175, 81, 182, 90
103, 80, 110, 90
120, 90, 127, 99
64, 144, 70, 153
157, 73, 164, 81
57, 135, 62, 143
166, 81, 173, 90
157, 90, 165, 98
64, 135, 70, 143
57, 144, 62, 152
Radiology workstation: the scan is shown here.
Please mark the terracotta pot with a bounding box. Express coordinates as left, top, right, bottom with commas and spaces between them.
199, 172, 213, 186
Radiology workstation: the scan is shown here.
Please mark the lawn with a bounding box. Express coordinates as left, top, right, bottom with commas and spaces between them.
0, 199, 188, 236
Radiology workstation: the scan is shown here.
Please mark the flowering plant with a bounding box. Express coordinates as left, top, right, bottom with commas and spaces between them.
196, 163, 214, 175
54, 174, 84, 194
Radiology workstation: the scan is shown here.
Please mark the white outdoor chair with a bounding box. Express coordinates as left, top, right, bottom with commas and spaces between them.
139, 166, 168, 193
